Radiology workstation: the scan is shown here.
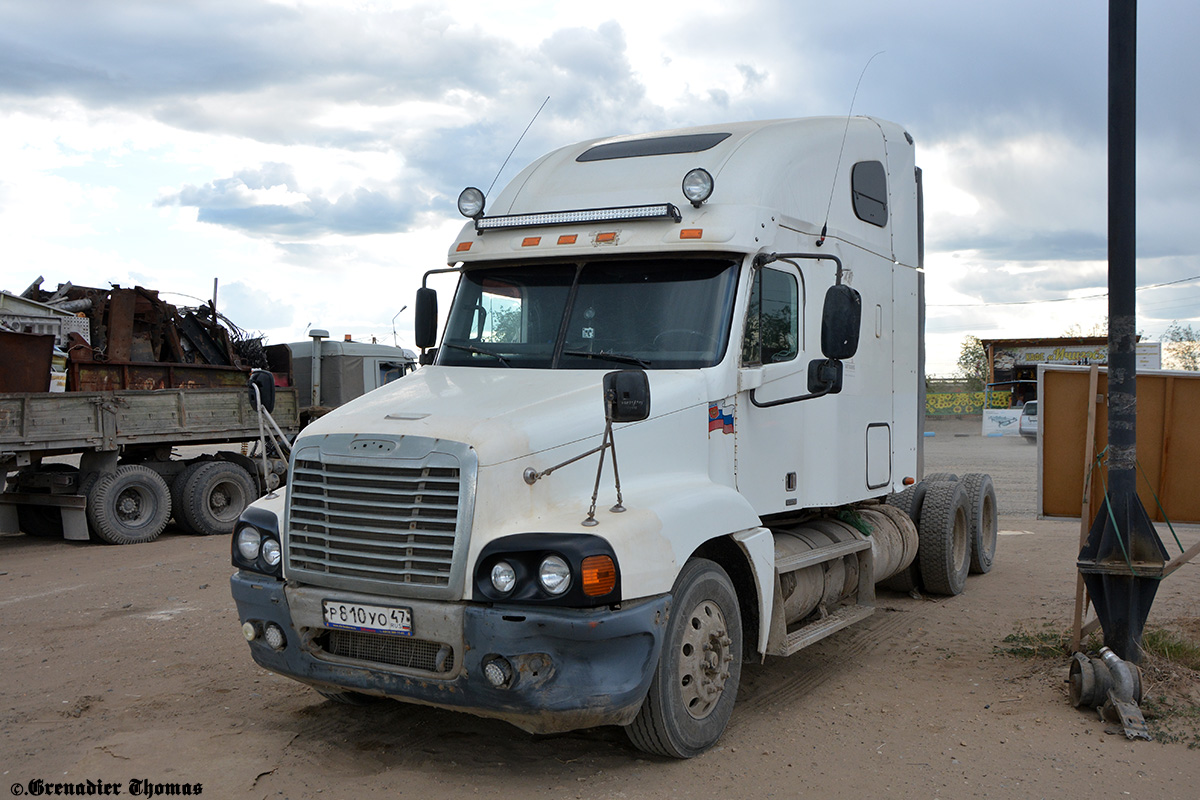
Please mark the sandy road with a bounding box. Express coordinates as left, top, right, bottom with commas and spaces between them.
2, 421, 1198, 799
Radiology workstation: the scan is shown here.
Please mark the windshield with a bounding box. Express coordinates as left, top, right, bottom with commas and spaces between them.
439, 257, 740, 369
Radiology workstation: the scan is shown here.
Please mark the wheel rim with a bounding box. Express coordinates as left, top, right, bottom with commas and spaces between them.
678, 599, 734, 720
114, 486, 153, 527
209, 478, 246, 522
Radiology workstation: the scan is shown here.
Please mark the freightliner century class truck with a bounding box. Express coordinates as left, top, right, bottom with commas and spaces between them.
231, 117, 998, 758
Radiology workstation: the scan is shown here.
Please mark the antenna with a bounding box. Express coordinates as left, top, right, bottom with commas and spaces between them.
817, 51, 885, 247
485, 96, 551, 198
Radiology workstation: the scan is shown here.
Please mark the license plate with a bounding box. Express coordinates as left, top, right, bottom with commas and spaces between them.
322, 599, 413, 637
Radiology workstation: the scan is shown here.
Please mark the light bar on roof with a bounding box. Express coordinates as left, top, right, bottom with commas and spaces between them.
475, 203, 682, 232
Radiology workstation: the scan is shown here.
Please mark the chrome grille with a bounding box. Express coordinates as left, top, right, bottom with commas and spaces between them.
320, 630, 455, 674
285, 436, 476, 599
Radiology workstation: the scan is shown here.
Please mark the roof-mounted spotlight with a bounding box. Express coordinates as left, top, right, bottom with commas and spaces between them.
681, 168, 714, 208
458, 187, 486, 219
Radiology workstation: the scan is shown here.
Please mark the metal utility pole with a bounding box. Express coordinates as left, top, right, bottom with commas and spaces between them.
1076, 0, 1168, 664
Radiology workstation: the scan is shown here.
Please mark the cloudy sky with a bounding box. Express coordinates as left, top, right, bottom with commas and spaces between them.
2, 0, 1197, 374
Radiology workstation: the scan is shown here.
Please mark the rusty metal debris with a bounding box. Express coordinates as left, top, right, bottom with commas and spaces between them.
7, 278, 288, 392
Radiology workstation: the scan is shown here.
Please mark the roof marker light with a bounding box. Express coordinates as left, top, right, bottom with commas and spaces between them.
522, 236, 541, 247
557, 234, 578, 245
680, 229, 703, 240
682, 168, 714, 207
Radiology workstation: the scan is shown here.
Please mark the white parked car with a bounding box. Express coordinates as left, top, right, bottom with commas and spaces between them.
1019, 400, 1038, 442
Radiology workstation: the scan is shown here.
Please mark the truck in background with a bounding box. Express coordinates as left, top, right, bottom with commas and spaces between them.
1, 285, 416, 545
230, 117, 998, 757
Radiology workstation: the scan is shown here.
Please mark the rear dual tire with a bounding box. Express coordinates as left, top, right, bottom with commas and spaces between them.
917, 481, 971, 596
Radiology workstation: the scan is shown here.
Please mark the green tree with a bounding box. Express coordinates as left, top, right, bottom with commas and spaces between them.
956, 335, 988, 391
1163, 321, 1200, 371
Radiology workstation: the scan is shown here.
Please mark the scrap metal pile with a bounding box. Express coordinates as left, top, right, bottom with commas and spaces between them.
2, 278, 277, 393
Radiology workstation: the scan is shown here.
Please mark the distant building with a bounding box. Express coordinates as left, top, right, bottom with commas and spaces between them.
980, 336, 1162, 407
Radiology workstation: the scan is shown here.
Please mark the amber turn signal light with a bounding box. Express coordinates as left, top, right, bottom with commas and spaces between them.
581, 555, 617, 596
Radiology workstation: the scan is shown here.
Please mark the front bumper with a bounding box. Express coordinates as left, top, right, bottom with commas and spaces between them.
231, 571, 669, 733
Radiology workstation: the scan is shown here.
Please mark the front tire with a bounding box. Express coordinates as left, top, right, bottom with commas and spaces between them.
626, 558, 742, 759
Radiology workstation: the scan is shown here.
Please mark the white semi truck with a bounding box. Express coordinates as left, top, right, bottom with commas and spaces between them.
231, 117, 997, 758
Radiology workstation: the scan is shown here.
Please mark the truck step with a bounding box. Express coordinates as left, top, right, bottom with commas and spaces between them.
780, 604, 874, 656
774, 538, 871, 574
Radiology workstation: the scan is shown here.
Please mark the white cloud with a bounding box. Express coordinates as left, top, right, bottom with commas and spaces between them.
1, 0, 1197, 374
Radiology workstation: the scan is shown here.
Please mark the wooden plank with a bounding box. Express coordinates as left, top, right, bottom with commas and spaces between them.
1071, 365, 1099, 652
1157, 376, 1174, 517
1042, 366, 1200, 524
1163, 539, 1200, 578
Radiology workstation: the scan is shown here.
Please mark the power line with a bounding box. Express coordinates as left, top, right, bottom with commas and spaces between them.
928, 274, 1200, 308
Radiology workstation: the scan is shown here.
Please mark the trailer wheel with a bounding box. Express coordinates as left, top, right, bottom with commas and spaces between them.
87, 465, 171, 545
314, 687, 379, 706
626, 558, 742, 759
178, 461, 256, 536
880, 482, 929, 592
917, 481, 971, 596
170, 466, 198, 533
961, 473, 998, 574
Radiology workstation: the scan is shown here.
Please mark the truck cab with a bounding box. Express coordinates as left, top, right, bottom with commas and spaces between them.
231, 117, 994, 758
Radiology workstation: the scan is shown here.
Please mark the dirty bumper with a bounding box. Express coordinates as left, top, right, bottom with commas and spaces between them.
231, 572, 669, 734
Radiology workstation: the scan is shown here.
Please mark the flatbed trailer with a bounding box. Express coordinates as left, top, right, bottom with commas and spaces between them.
0, 385, 299, 544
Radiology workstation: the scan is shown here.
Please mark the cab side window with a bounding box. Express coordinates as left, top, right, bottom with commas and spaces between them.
741, 267, 798, 365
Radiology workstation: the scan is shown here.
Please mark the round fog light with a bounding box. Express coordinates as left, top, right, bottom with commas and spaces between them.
261, 538, 282, 567
483, 656, 514, 688
682, 168, 714, 207
241, 621, 258, 641
457, 187, 485, 218
264, 623, 287, 651
490, 561, 516, 594
538, 555, 571, 595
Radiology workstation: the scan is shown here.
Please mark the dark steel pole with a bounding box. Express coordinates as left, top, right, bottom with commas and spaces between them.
1107, 0, 1137, 500
1077, 0, 1168, 664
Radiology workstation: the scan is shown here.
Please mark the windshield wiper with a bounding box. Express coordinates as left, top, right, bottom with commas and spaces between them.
561, 349, 652, 368
441, 342, 512, 367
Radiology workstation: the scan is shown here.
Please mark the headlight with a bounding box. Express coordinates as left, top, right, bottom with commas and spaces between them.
236, 526, 261, 561
538, 555, 571, 595
490, 561, 516, 593
457, 187, 485, 218
261, 538, 282, 567
682, 168, 714, 207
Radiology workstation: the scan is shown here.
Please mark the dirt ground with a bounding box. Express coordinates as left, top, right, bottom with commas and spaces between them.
3, 420, 1198, 799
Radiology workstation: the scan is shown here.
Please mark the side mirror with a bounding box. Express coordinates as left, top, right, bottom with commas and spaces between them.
603, 370, 651, 423
248, 369, 276, 413
820, 284, 862, 360
807, 358, 843, 395
414, 287, 438, 350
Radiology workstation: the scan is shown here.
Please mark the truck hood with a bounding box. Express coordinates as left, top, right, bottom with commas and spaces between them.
297, 366, 710, 467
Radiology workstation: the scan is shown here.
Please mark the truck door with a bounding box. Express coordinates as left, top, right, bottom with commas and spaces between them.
734, 263, 808, 514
